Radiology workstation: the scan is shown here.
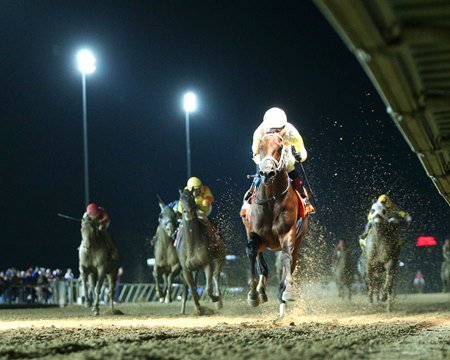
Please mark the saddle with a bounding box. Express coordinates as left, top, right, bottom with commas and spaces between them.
240, 184, 313, 222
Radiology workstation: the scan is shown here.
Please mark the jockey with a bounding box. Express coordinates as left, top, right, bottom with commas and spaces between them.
332, 240, 346, 264
443, 238, 450, 262
178, 176, 214, 222
82, 203, 110, 231
360, 194, 411, 248
249, 107, 312, 207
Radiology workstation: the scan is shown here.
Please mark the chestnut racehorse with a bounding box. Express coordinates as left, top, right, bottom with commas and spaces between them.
242, 132, 309, 318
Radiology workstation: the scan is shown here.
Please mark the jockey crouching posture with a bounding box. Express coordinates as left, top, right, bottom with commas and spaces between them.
82, 203, 110, 231
81, 203, 118, 259
243, 107, 314, 215
359, 194, 412, 249
176, 177, 218, 241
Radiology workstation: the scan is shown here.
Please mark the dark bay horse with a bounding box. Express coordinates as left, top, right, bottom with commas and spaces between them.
151, 197, 181, 303
177, 188, 226, 315
242, 132, 309, 318
79, 219, 119, 315
333, 246, 353, 301
365, 211, 409, 312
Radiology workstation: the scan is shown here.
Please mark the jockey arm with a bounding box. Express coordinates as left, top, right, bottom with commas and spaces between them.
97, 208, 110, 230
251, 126, 264, 164
286, 125, 307, 162
197, 185, 214, 215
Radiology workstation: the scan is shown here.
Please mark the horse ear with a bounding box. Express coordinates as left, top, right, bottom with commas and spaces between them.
178, 189, 182, 195
157, 195, 165, 210
279, 128, 287, 137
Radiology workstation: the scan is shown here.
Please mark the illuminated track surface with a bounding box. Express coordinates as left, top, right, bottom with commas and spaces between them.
0, 292, 448, 359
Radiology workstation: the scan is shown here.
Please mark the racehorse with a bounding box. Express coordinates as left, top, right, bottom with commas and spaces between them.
151, 197, 181, 303
441, 259, 450, 293
79, 219, 119, 315
364, 210, 409, 312
177, 188, 225, 315
242, 131, 309, 318
333, 246, 353, 301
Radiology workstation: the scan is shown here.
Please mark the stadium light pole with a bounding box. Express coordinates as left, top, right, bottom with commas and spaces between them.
77, 50, 96, 207
183, 92, 197, 179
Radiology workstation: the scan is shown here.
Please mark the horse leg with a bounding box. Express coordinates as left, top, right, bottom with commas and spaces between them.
246, 233, 261, 307
212, 258, 223, 310
180, 274, 188, 315
366, 264, 375, 305
88, 272, 97, 308
383, 259, 397, 312
256, 252, 268, 303
80, 270, 90, 308
107, 272, 116, 313
93, 271, 106, 316
88, 272, 98, 315
154, 267, 165, 303
204, 263, 220, 308
183, 269, 202, 315
280, 235, 298, 302
278, 270, 287, 319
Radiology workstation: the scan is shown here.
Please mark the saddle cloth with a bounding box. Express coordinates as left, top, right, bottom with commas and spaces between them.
240, 185, 312, 222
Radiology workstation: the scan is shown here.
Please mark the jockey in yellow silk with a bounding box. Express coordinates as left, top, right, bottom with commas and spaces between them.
178, 176, 214, 221
360, 194, 411, 248
251, 107, 311, 206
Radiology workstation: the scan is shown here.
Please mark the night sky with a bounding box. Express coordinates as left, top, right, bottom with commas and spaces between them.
2, 1, 449, 285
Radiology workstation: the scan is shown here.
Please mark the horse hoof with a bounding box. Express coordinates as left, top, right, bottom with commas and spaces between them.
282, 290, 296, 302
159, 298, 164, 303
164, 298, 171, 304
247, 296, 259, 307
195, 307, 205, 316
214, 300, 223, 310
259, 293, 268, 303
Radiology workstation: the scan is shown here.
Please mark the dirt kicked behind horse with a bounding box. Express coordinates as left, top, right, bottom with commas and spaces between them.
151, 197, 181, 303
79, 219, 119, 316
365, 213, 409, 312
333, 247, 354, 301
242, 132, 309, 319
177, 189, 226, 315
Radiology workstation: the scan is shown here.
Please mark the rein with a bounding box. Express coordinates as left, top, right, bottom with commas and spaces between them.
254, 177, 290, 205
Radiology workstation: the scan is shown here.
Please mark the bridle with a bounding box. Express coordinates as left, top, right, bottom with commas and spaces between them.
259, 133, 287, 175
180, 190, 197, 222
81, 219, 98, 250
255, 133, 290, 205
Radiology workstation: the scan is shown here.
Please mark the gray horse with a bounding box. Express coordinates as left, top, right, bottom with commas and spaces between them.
441, 260, 450, 293
365, 212, 409, 312
333, 246, 353, 301
177, 188, 225, 315
79, 219, 119, 315
151, 198, 181, 303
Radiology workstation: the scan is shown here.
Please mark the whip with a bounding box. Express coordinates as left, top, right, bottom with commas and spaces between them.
299, 162, 318, 213
57, 213, 81, 222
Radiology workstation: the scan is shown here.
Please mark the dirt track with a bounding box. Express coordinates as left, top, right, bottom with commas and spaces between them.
0, 291, 448, 359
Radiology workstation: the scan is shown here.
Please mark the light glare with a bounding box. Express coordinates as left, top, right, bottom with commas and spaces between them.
77, 50, 96, 74
183, 92, 197, 113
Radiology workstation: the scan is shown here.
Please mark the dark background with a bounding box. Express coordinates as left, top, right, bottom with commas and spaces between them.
2, 1, 449, 289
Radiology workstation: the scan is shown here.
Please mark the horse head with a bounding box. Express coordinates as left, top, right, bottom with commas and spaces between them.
158, 197, 178, 238
258, 132, 286, 185
81, 218, 99, 248
179, 188, 197, 221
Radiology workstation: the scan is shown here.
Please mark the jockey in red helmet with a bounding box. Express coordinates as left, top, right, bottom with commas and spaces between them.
82, 203, 110, 231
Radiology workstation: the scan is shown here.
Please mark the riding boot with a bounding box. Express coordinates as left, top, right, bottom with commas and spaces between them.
244, 177, 261, 203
